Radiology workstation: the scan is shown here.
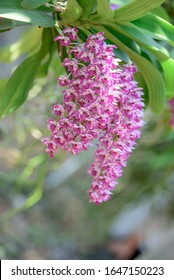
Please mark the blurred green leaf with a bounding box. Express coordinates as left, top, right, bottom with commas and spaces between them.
0, 10, 54, 27
0, 18, 14, 30
18, 154, 46, 183
0, 79, 8, 97
151, 6, 170, 21
24, 184, 43, 209
0, 0, 53, 12
132, 14, 174, 46
96, 0, 114, 19
160, 58, 174, 99
0, 54, 38, 118
21, 0, 50, 9
140, 48, 163, 72
49, 52, 65, 78
112, 22, 169, 59
36, 44, 55, 78
0, 27, 42, 63
60, 0, 82, 24
0, 0, 54, 27
0, 28, 54, 118
114, 0, 165, 22
101, 25, 165, 114
77, 0, 96, 18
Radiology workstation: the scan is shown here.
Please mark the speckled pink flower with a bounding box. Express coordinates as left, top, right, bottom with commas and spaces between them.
42, 28, 145, 204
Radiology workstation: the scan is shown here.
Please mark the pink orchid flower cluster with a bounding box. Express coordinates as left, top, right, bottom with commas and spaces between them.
42, 28, 145, 204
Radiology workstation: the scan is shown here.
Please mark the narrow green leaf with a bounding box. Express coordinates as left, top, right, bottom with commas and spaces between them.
0, 3, 54, 27
109, 22, 169, 59
100, 25, 165, 114
0, 27, 42, 63
0, 18, 14, 30
49, 52, 65, 78
140, 49, 163, 72
37, 28, 54, 60
114, 0, 165, 22
132, 14, 174, 46
0, 10, 54, 27
0, 18, 32, 31
77, 0, 96, 18
0, 79, 8, 98
24, 185, 43, 209
60, 0, 82, 24
151, 6, 170, 21
159, 58, 174, 99
0, 0, 53, 12
36, 43, 55, 78
21, 0, 50, 9
0, 54, 38, 118
114, 48, 130, 63
96, 0, 114, 19
171, 48, 174, 59
0, 28, 53, 118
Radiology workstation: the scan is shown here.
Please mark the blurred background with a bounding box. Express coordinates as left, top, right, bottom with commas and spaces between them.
0, 0, 174, 260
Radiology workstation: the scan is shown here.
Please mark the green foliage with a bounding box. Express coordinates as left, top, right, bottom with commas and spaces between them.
0, 18, 15, 30
0, 0, 174, 116
160, 58, 174, 99
77, 0, 97, 18
21, 0, 51, 10
0, 0, 54, 27
132, 14, 174, 46
0, 28, 54, 118
96, 0, 114, 19
0, 28, 42, 63
113, 0, 166, 22
0, 54, 39, 118
59, 0, 83, 24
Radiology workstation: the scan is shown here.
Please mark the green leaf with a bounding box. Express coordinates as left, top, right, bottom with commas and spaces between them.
0, 55, 38, 118
21, 0, 50, 9
159, 58, 174, 99
36, 43, 55, 78
132, 14, 174, 46
0, 28, 53, 118
0, 18, 14, 30
0, 0, 54, 27
0, 10, 54, 27
114, 0, 166, 22
0, 27, 42, 63
140, 48, 163, 72
151, 6, 170, 21
60, 0, 83, 24
96, 0, 114, 19
77, 0, 96, 18
0, 79, 8, 97
109, 22, 169, 59
100, 25, 165, 114
142, 47, 174, 99
0, 0, 53, 12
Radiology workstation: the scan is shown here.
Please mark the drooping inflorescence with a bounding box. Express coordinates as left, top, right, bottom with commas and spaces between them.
42, 28, 145, 204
